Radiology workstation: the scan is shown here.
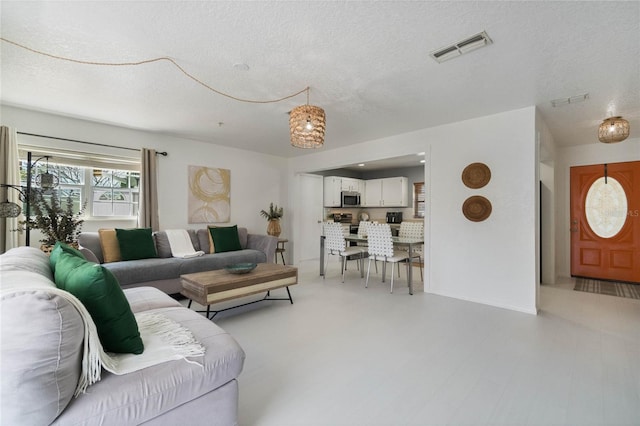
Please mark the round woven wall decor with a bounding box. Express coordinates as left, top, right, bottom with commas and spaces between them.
462, 162, 491, 189
462, 196, 492, 222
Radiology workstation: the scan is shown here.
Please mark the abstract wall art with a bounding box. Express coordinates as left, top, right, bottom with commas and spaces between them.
188, 166, 230, 223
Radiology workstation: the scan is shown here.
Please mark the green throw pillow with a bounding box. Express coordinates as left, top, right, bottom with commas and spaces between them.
49, 242, 85, 273
54, 251, 87, 290
115, 228, 157, 261
208, 225, 242, 253
55, 252, 144, 354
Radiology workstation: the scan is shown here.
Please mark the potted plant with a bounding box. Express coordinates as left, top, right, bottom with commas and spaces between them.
19, 190, 86, 251
259, 202, 283, 237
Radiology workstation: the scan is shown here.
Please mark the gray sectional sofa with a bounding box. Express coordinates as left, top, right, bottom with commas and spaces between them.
78, 228, 278, 294
0, 246, 245, 425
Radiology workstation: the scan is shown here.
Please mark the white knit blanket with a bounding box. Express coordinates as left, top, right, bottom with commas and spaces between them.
165, 229, 205, 258
2, 287, 205, 397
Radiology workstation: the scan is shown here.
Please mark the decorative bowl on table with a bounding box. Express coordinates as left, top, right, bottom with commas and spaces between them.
225, 263, 257, 274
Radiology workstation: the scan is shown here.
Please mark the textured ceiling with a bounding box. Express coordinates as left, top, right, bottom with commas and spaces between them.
1, 1, 638, 159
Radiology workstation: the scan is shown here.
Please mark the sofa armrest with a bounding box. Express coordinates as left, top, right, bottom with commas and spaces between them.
78, 232, 104, 263
79, 247, 100, 264
246, 234, 278, 263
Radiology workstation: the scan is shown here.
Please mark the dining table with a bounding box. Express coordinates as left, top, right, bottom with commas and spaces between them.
319, 233, 424, 295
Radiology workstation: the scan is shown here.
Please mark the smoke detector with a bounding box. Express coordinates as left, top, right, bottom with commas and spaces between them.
430, 31, 493, 63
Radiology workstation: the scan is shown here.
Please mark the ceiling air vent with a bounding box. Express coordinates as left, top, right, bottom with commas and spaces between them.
430, 31, 493, 63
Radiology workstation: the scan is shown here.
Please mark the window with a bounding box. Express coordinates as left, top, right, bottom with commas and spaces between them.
413, 182, 425, 218
92, 169, 140, 217
20, 160, 140, 218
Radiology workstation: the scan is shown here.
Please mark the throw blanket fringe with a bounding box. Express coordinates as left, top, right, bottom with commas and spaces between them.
107, 312, 206, 374
60, 290, 115, 396
137, 314, 205, 356
165, 229, 205, 258
1, 287, 205, 397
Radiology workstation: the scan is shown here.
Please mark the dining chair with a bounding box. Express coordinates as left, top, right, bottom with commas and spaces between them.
365, 223, 410, 293
357, 220, 371, 239
357, 220, 379, 273
323, 222, 367, 283
398, 221, 424, 281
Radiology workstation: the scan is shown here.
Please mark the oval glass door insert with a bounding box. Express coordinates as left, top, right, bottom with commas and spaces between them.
585, 176, 628, 238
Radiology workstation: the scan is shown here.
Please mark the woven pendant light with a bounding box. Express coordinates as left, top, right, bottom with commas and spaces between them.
598, 116, 630, 143
0, 200, 21, 218
290, 88, 326, 149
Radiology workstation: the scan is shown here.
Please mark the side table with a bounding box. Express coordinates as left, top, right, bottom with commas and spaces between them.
276, 238, 288, 264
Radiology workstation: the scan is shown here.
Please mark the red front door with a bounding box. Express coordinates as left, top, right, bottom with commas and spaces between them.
570, 161, 640, 283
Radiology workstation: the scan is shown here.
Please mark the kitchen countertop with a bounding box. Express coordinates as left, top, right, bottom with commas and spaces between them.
331, 220, 422, 226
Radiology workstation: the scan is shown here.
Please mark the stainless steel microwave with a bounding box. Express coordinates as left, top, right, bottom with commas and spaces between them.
341, 191, 361, 207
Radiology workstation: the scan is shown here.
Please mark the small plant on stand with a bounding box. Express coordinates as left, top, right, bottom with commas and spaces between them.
260, 202, 283, 237
19, 190, 86, 251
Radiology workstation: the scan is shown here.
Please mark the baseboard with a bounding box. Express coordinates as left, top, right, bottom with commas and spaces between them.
426, 289, 538, 315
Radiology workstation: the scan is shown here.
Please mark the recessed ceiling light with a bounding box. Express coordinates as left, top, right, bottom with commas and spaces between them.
358, 163, 365, 167
430, 31, 493, 63
419, 159, 426, 164
417, 152, 425, 156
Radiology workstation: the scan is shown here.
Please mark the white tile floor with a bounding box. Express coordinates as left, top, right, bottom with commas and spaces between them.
185, 260, 640, 426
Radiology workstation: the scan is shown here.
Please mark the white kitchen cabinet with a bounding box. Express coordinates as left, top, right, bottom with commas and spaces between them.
363, 178, 382, 207
382, 177, 408, 207
363, 177, 408, 207
340, 177, 363, 193
325, 176, 364, 206
323, 176, 342, 207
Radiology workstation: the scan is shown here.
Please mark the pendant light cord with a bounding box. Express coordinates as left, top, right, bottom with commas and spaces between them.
1, 37, 309, 104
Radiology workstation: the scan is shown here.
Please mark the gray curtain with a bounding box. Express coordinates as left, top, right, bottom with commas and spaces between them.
139, 148, 159, 231
1, 126, 21, 253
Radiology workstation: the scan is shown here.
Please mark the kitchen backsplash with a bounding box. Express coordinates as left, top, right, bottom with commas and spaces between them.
325, 207, 418, 223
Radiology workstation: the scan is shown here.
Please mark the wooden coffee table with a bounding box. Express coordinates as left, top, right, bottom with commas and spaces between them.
181, 263, 298, 319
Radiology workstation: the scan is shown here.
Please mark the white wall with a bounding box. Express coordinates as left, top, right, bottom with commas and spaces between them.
555, 137, 640, 278
535, 111, 557, 285
539, 163, 555, 284
290, 106, 539, 314
1, 105, 288, 245
3, 104, 541, 314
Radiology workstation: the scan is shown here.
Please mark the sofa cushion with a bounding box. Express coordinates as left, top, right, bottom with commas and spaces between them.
117, 228, 158, 261
154, 231, 173, 258
178, 249, 267, 275
52, 306, 245, 425
50, 242, 85, 273
54, 251, 88, 288
197, 229, 210, 253
55, 252, 144, 354
0, 248, 84, 425
188, 229, 201, 251
1, 289, 84, 426
206, 226, 218, 254
237, 227, 248, 249
124, 287, 183, 313
198, 227, 248, 253
155, 230, 200, 258
0, 246, 54, 282
99, 229, 122, 263
102, 257, 183, 287
208, 225, 242, 253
